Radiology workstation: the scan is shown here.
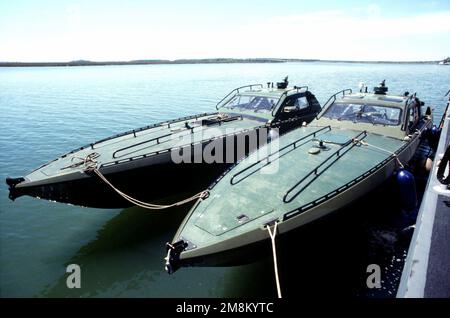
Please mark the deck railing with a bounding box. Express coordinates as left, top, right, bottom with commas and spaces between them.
316, 89, 353, 119
282, 130, 367, 203
215, 84, 263, 110
229, 126, 332, 185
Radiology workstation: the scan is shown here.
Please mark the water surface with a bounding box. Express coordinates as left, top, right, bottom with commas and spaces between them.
1, 62, 449, 297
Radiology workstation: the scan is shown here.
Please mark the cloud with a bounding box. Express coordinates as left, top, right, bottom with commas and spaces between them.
243, 10, 450, 40
367, 4, 381, 17
2, 8, 450, 61
66, 4, 81, 31
212, 10, 450, 60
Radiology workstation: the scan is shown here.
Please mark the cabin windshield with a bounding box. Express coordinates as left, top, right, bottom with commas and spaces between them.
222, 94, 278, 113
322, 103, 402, 126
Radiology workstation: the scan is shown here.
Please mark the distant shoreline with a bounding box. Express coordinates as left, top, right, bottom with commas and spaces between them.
0, 58, 442, 67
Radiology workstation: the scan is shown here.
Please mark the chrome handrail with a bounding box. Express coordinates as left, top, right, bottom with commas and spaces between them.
230, 126, 331, 185
282, 130, 367, 203
215, 84, 263, 110
316, 89, 352, 119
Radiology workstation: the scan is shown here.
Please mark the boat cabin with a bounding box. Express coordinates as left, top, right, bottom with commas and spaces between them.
316, 81, 428, 139
216, 79, 321, 125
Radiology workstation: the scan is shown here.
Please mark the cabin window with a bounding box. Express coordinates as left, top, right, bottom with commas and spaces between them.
283, 96, 309, 111
408, 103, 420, 129
223, 95, 278, 113
322, 103, 401, 126
295, 96, 309, 109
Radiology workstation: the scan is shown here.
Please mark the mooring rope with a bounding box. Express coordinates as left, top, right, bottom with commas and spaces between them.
352, 138, 405, 169
92, 169, 209, 210
267, 221, 282, 299
68, 153, 208, 210
61, 152, 100, 170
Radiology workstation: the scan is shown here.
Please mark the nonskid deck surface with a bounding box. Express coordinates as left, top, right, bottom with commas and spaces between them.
20, 113, 261, 185
179, 125, 406, 247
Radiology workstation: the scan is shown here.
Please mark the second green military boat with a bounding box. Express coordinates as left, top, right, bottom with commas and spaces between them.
166, 81, 433, 273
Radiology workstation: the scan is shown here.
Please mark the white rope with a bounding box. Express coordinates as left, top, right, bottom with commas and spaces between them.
92, 168, 208, 210
353, 138, 405, 169
66, 152, 209, 210
61, 152, 100, 170
164, 248, 172, 269
267, 221, 282, 298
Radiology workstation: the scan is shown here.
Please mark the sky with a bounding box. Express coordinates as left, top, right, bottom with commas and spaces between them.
1, 0, 450, 62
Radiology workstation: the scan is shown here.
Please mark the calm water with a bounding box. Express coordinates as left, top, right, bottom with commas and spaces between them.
0, 62, 449, 297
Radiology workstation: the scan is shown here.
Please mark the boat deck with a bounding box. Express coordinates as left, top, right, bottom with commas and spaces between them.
21, 113, 262, 184
180, 125, 407, 246
397, 108, 450, 298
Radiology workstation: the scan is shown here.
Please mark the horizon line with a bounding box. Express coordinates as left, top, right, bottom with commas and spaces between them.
0, 57, 447, 66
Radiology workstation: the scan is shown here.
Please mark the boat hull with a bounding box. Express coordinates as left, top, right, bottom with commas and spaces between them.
10, 159, 230, 209
8, 124, 287, 208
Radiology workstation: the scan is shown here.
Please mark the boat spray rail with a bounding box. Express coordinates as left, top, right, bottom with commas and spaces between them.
316, 89, 353, 119
283, 132, 415, 221
112, 131, 183, 159
270, 86, 309, 116
282, 130, 368, 203
98, 115, 304, 177
111, 115, 244, 159
66, 112, 216, 155
26, 112, 216, 175
99, 122, 270, 169
229, 126, 332, 185
216, 84, 264, 110
203, 116, 315, 191
90, 112, 216, 150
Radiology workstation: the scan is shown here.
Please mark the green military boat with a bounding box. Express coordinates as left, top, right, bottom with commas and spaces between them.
165, 81, 433, 273
6, 78, 321, 208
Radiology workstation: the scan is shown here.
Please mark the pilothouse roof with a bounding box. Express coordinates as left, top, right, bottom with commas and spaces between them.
238, 86, 308, 99
340, 93, 409, 108
337, 80, 413, 109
